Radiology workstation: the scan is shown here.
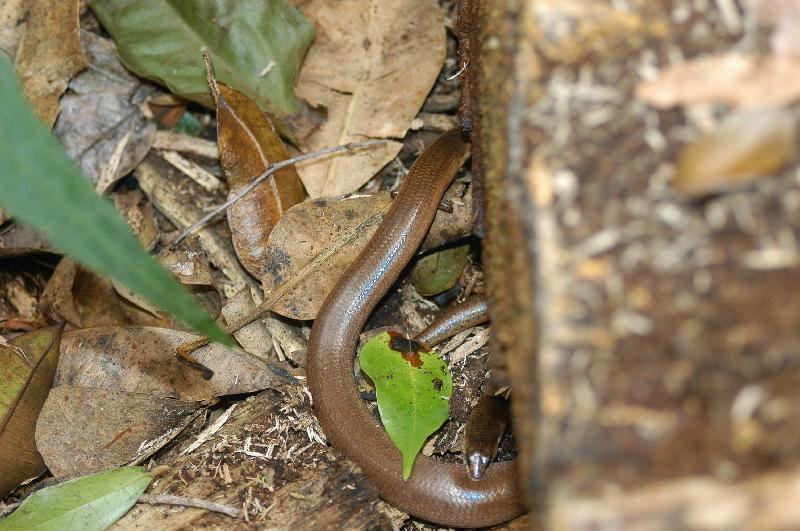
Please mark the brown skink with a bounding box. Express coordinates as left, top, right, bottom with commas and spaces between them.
415, 295, 489, 346
306, 129, 525, 527
415, 296, 511, 482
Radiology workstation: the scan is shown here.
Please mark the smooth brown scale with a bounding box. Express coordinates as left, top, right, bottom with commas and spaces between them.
306, 129, 525, 527
464, 395, 510, 480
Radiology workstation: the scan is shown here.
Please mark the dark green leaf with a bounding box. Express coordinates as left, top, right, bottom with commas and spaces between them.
359, 331, 452, 480
410, 243, 471, 296
0, 57, 230, 345
0, 467, 151, 531
90, 0, 315, 115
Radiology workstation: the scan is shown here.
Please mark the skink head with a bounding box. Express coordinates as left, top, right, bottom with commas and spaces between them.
467, 452, 490, 481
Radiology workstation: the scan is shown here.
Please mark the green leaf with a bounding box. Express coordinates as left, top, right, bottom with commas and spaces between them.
359, 331, 453, 480
0, 57, 231, 345
410, 243, 471, 296
0, 467, 151, 531
90, 0, 315, 115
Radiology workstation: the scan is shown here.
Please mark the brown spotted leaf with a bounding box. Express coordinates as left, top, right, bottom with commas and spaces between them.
207, 61, 305, 280
14, 0, 85, 127
35, 386, 203, 478
55, 327, 295, 401
0, 327, 61, 496
261, 183, 473, 320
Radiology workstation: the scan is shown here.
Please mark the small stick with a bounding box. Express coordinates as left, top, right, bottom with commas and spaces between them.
138, 493, 240, 518
166, 140, 385, 249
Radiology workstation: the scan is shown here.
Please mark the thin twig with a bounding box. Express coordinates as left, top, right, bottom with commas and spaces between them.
138, 493, 239, 517
166, 140, 386, 249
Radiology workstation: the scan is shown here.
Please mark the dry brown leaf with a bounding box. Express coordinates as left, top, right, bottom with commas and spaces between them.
261, 182, 473, 320
39, 257, 170, 328
35, 386, 203, 478
112, 187, 160, 251
207, 64, 305, 280
635, 52, 800, 111
69, 30, 139, 96
673, 107, 797, 197
0, 327, 61, 496
55, 326, 295, 401
13, 0, 85, 127
0, 222, 55, 257
0, 0, 26, 59
55, 92, 156, 189
294, 0, 446, 197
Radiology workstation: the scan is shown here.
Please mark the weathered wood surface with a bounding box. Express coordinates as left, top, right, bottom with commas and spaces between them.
112, 387, 397, 530
472, 0, 800, 529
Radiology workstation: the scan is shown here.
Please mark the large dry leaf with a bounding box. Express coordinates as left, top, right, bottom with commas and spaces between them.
56, 327, 295, 401
209, 67, 305, 280
261, 182, 473, 319
635, 53, 800, 111
13, 0, 85, 128
39, 257, 171, 329
36, 386, 203, 478
0, 327, 61, 496
54, 92, 156, 190
294, 0, 446, 197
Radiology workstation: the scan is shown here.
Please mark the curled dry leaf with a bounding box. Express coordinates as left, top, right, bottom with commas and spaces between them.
13, 0, 85, 128
56, 327, 296, 401
39, 257, 170, 328
0, 326, 61, 497
673, 107, 797, 197
207, 63, 305, 280
261, 182, 473, 320
35, 386, 203, 478
294, 0, 446, 197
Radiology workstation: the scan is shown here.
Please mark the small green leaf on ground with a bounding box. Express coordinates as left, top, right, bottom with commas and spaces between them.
0, 57, 230, 345
359, 331, 452, 480
90, 0, 315, 115
0, 467, 151, 531
410, 243, 471, 296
